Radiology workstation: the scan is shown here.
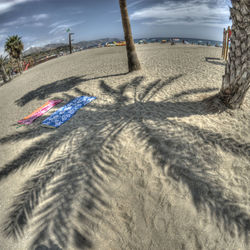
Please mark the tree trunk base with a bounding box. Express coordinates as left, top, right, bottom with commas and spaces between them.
204, 94, 228, 113
219, 93, 241, 109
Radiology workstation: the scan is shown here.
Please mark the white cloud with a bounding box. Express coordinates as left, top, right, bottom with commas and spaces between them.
21, 36, 37, 50
32, 13, 49, 21
0, 0, 36, 14
109, 9, 119, 14
3, 13, 48, 27
0, 33, 6, 41
3, 16, 27, 26
72, 10, 84, 15
49, 20, 69, 28
0, 28, 7, 49
130, 0, 230, 28
49, 20, 85, 34
110, 0, 144, 14
0, 28, 7, 34
33, 22, 44, 27
127, 0, 144, 9
0, 47, 5, 55
26, 36, 66, 48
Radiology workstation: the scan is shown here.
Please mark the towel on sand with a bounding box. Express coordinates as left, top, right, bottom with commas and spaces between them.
41, 96, 96, 128
18, 99, 62, 125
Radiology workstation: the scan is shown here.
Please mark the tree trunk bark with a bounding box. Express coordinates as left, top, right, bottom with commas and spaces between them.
0, 64, 9, 83
219, 0, 250, 109
8, 58, 14, 79
18, 58, 23, 74
119, 0, 141, 72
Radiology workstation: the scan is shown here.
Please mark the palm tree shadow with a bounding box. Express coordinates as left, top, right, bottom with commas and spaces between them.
205, 57, 226, 66
1, 75, 249, 248
136, 119, 249, 236
172, 87, 219, 99
15, 72, 129, 106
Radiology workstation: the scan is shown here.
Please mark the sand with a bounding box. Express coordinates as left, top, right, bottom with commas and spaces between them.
0, 44, 249, 250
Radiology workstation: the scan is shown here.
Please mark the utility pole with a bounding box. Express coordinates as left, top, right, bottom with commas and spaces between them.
68, 32, 74, 54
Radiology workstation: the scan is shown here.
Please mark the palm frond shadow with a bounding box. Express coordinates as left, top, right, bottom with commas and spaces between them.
172, 87, 219, 99
136, 120, 249, 238
205, 57, 226, 66
2, 117, 124, 249
1, 75, 249, 248
15, 72, 129, 106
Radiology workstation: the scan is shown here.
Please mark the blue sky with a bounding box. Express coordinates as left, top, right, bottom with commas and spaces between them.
0, 0, 232, 53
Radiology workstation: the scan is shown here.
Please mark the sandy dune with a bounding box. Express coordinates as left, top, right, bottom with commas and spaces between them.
0, 44, 249, 250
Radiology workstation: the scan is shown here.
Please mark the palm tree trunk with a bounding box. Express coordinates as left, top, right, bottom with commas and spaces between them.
17, 58, 23, 74
219, 0, 250, 109
119, 0, 141, 72
0, 64, 9, 83
7, 68, 12, 80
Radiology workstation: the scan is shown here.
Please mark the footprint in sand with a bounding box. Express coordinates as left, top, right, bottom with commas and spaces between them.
153, 214, 169, 233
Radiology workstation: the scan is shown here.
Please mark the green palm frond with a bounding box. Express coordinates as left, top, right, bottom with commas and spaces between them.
5, 35, 24, 60
0, 55, 8, 65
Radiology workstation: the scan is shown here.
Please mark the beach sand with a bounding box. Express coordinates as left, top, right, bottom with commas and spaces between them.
0, 44, 249, 250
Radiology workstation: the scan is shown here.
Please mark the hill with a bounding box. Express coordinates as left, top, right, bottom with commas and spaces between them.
23, 38, 120, 56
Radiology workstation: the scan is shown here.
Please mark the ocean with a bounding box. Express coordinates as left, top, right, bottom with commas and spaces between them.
134, 38, 223, 47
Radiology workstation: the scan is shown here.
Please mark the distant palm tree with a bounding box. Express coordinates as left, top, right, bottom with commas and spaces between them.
119, 0, 141, 72
0, 55, 9, 83
5, 35, 24, 74
219, 0, 250, 109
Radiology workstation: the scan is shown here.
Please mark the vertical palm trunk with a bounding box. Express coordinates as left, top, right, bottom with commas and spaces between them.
69, 33, 72, 54
119, 0, 141, 72
219, 0, 250, 109
8, 58, 14, 79
0, 64, 9, 83
7, 68, 12, 80
9, 59, 14, 79
17, 58, 23, 74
